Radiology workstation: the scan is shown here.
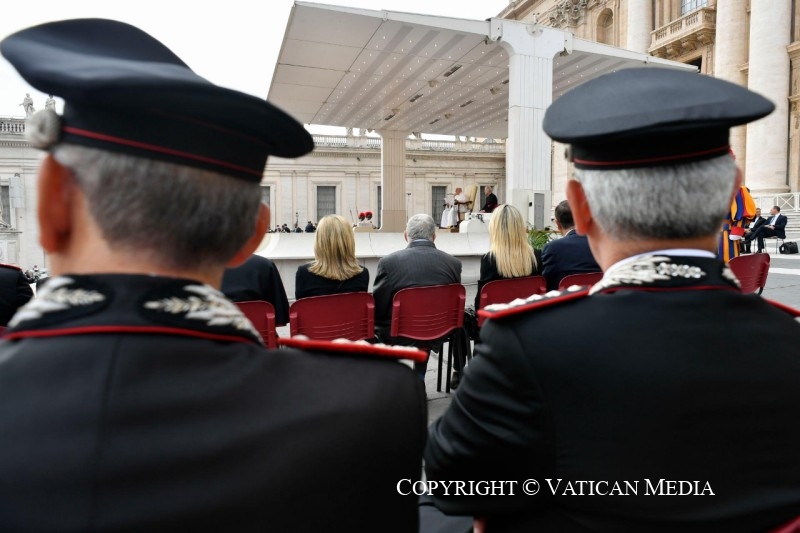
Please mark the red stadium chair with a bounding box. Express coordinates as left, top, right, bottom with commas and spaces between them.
390, 284, 466, 393
235, 300, 278, 349
728, 253, 770, 295
558, 272, 604, 290
769, 515, 800, 533
289, 292, 375, 341
477, 276, 547, 327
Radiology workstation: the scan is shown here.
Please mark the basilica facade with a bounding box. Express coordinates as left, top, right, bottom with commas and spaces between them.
499, 0, 800, 195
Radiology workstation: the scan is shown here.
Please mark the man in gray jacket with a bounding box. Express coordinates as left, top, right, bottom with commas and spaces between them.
373, 214, 462, 379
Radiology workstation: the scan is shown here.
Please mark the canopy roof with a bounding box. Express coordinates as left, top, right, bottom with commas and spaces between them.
269, 2, 693, 138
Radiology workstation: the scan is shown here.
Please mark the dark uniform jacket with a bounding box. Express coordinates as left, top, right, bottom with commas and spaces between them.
295, 263, 369, 300
426, 254, 800, 532
541, 230, 601, 291
0, 274, 426, 532
221, 255, 289, 325
373, 240, 462, 331
0, 263, 33, 326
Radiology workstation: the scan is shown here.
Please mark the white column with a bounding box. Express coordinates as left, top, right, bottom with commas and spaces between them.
714, 0, 748, 171
498, 21, 566, 227
626, 0, 652, 53
377, 129, 408, 232
745, 0, 792, 193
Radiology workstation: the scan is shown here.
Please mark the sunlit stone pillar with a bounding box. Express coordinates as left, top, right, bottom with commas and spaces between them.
745, 0, 791, 193
626, 0, 652, 53
715, 0, 749, 174
378, 129, 409, 232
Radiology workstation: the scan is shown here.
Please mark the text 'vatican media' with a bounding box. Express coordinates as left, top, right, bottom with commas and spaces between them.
397, 479, 714, 497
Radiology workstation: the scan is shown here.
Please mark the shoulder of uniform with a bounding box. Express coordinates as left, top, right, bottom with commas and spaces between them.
477, 286, 590, 321
278, 336, 428, 362
767, 299, 800, 318
0, 263, 23, 271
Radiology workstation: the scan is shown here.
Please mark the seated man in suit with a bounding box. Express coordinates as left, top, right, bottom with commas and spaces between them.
221, 254, 290, 325
425, 68, 800, 532
479, 185, 498, 213
541, 199, 601, 291
741, 207, 766, 253
373, 214, 462, 380
743, 205, 787, 253
0, 19, 426, 532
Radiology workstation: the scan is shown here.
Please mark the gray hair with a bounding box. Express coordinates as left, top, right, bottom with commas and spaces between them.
51, 143, 262, 270
573, 154, 737, 240
406, 214, 436, 241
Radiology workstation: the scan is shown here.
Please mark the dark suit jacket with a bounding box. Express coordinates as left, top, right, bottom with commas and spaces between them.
0, 274, 426, 532
0, 264, 33, 326
426, 255, 800, 532
373, 240, 462, 330
474, 250, 543, 309
746, 215, 766, 231
221, 255, 289, 325
769, 214, 788, 238
481, 193, 498, 213
295, 264, 369, 299
541, 230, 601, 291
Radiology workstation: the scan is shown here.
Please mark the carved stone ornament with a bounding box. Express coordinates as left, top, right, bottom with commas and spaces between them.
549, 0, 589, 28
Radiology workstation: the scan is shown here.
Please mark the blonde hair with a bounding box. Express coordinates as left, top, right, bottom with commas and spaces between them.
308, 215, 364, 281
488, 204, 537, 278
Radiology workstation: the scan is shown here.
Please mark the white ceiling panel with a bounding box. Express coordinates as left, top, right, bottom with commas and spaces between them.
269, 2, 694, 136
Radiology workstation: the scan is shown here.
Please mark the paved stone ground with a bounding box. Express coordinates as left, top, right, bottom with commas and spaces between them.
424, 250, 800, 425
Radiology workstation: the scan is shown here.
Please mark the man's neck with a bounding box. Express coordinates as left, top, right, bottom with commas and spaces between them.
49, 251, 224, 288
589, 235, 719, 271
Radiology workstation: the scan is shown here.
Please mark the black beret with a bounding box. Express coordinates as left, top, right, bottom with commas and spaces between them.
1, 18, 314, 182
543, 68, 774, 169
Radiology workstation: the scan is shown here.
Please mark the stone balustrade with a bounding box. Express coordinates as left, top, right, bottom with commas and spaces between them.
649, 7, 716, 58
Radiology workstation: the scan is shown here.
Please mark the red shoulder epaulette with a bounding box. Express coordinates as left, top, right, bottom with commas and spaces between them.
278, 336, 428, 362
767, 299, 800, 318
478, 286, 590, 322
0, 263, 23, 271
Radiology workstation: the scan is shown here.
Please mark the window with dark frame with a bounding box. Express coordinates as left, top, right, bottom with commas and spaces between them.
316, 185, 336, 220
432, 186, 447, 227
680, 0, 707, 15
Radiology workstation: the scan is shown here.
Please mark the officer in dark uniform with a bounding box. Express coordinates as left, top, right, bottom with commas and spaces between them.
0, 262, 33, 326
0, 19, 426, 532
424, 68, 800, 532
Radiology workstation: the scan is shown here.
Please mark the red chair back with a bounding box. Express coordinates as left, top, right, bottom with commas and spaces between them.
390, 284, 465, 341
558, 272, 604, 290
728, 253, 770, 295
769, 515, 800, 533
478, 276, 546, 327
289, 292, 375, 341
235, 300, 278, 349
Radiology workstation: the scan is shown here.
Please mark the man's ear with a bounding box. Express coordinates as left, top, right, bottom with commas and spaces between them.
37, 154, 75, 253
566, 179, 594, 236
227, 203, 270, 268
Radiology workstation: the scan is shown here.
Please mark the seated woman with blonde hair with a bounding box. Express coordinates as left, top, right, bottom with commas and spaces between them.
295, 214, 369, 299
474, 203, 542, 310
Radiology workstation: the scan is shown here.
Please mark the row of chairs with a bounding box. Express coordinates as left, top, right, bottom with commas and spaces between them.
239, 272, 605, 347
235, 272, 605, 392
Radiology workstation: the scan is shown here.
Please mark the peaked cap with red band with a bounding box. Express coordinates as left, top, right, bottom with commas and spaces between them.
1, 18, 314, 181
543, 67, 774, 170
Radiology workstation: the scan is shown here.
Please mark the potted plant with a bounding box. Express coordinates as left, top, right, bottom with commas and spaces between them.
528, 225, 558, 251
